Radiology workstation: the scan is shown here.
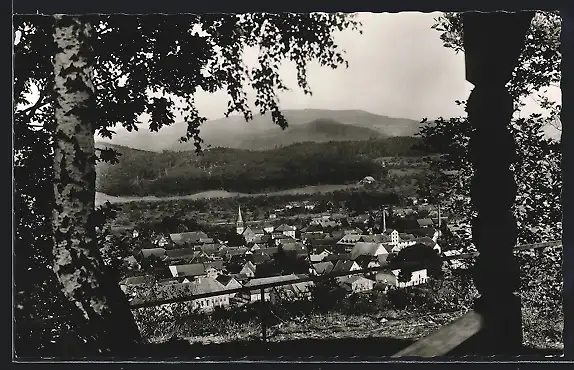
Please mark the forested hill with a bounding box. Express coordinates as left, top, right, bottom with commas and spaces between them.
96, 137, 429, 197
97, 109, 422, 152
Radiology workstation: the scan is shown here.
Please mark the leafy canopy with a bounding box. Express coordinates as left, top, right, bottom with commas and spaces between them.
15, 13, 361, 152
418, 11, 562, 246
13, 13, 361, 354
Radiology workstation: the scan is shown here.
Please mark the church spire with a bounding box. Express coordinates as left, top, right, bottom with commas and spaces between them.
236, 205, 244, 234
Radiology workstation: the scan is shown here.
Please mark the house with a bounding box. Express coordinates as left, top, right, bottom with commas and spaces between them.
336, 234, 364, 248
415, 236, 442, 254
185, 277, 230, 312
301, 232, 328, 243
359, 176, 376, 185
301, 223, 324, 234
169, 231, 211, 246
316, 219, 338, 229
168, 263, 206, 278
240, 261, 257, 278
375, 269, 398, 286
138, 248, 167, 262
350, 242, 389, 261
252, 234, 271, 245
391, 268, 429, 288
416, 218, 434, 228
165, 247, 198, 262
271, 281, 314, 303
309, 249, 332, 263
241, 274, 300, 303
216, 274, 243, 297
332, 260, 361, 276
323, 253, 351, 263
337, 275, 375, 293
242, 227, 266, 243
349, 214, 370, 226
271, 233, 295, 243
310, 261, 334, 276
275, 224, 297, 239
222, 246, 249, 259
200, 243, 223, 256
259, 247, 279, 256
119, 275, 155, 289
204, 260, 225, 272
342, 227, 363, 235
280, 242, 308, 258
263, 222, 275, 233
249, 251, 273, 265
123, 255, 141, 270
152, 234, 172, 248
382, 229, 400, 245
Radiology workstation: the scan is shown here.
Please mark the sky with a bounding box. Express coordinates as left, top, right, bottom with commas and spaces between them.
193, 11, 473, 122
17, 11, 562, 138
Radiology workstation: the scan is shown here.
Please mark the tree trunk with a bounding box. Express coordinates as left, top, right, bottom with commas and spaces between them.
51, 15, 142, 356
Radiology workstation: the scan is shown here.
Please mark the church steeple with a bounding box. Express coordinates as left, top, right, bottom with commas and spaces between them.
236, 205, 244, 234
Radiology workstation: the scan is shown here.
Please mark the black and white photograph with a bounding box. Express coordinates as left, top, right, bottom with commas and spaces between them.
13, 7, 570, 361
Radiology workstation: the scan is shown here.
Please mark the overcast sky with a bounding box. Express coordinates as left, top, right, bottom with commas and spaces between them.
194, 11, 473, 122
18, 12, 560, 138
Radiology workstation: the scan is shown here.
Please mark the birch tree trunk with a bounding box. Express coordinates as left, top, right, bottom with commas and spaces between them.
52, 15, 141, 356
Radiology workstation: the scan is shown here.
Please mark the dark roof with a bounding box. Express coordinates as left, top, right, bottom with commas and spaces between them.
170, 231, 209, 245
249, 252, 272, 265
216, 274, 234, 286
165, 247, 197, 259
416, 236, 437, 247
332, 260, 358, 273
241, 261, 257, 273
200, 243, 221, 255
410, 228, 436, 237
281, 242, 307, 253
302, 224, 324, 233
174, 263, 206, 277
309, 238, 336, 248
312, 261, 334, 274
140, 248, 167, 259
259, 247, 279, 255
276, 224, 296, 232
226, 247, 248, 257
377, 253, 390, 264
416, 219, 434, 227
120, 275, 155, 286
204, 260, 225, 271
323, 253, 351, 262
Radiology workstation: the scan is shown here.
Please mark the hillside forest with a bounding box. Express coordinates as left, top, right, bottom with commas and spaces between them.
96, 136, 432, 197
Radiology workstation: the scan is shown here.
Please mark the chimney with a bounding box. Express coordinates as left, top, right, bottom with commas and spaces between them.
382, 208, 387, 232
438, 203, 442, 229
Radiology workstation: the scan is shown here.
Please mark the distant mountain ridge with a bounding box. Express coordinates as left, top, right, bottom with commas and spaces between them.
97, 109, 422, 152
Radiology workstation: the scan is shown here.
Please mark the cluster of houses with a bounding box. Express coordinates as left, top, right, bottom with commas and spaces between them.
121, 204, 467, 313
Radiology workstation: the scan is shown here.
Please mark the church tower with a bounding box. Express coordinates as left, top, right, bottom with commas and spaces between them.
236, 205, 245, 235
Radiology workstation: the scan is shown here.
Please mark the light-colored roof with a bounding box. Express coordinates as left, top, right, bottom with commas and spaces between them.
276, 224, 296, 232
350, 242, 387, 260
244, 274, 300, 288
